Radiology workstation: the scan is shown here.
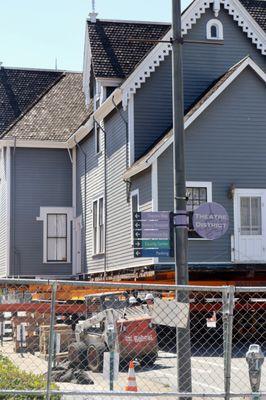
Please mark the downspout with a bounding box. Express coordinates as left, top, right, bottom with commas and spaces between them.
11, 137, 22, 276
74, 137, 87, 276
111, 96, 131, 202
94, 118, 107, 280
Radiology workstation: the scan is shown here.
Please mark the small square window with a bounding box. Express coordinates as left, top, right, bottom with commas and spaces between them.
186, 182, 212, 239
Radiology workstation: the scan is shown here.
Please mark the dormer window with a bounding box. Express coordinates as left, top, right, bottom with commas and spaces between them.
206, 19, 223, 40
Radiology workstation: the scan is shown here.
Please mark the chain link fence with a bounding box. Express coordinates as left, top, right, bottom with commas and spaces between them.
0, 278, 265, 399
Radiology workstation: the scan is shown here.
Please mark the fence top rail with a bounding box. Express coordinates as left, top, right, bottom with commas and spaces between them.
0, 277, 232, 292
0, 391, 265, 398
235, 286, 266, 292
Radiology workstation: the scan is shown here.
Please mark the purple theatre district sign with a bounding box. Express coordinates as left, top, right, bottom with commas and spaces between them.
192, 202, 229, 240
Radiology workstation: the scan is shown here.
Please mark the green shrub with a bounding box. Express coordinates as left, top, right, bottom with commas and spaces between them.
0, 354, 60, 399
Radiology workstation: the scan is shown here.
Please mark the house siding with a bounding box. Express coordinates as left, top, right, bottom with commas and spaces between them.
157, 67, 266, 263
105, 109, 153, 272
76, 128, 105, 273
0, 148, 8, 276
10, 148, 72, 277
76, 109, 153, 274
134, 6, 265, 160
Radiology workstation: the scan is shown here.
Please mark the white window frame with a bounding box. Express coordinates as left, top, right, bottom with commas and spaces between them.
186, 181, 212, 240
130, 189, 139, 244
206, 19, 223, 40
92, 196, 105, 256
37, 207, 73, 264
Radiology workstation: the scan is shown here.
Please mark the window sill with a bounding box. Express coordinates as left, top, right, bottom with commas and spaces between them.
92, 253, 105, 258
43, 261, 71, 264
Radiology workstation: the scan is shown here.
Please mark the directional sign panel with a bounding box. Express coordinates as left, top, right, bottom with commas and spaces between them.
134, 240, 171, 249
133, 212, 169, 221
134, 229, 170, 239
133, 220, 170, 230
134, 249, 173, 258
133, 211, 173, 258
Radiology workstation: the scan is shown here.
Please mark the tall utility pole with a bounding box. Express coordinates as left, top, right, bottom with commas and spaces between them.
172, 0, 192, 395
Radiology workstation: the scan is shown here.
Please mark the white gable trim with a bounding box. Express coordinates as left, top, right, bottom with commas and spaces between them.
123, 57, 266, 179
121, 0, 265, 109
83, 24, 92, 108
221, 0, 266, 53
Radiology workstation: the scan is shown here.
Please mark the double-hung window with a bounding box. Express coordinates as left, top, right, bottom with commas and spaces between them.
37, 207, 73, 263
92, 197, 104, 255
186, 182, 212, 238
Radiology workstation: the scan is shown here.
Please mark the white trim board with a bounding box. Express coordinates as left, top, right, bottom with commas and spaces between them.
123, 57, 266, 179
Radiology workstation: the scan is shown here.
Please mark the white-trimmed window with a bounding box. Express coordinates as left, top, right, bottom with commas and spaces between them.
92, 196, 105, 255
37, 207, 73, 263
186, 182, 212, 239
206, 19, 223, 40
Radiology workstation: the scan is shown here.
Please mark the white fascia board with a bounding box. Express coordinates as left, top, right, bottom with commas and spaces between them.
123, 58, 266, 179
0, 139, 68, 149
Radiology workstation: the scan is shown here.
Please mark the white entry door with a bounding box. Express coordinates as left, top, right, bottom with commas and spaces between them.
234, 189, 266, 263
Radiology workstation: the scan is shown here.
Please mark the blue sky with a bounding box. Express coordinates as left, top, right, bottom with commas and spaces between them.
0, 0, 189, 71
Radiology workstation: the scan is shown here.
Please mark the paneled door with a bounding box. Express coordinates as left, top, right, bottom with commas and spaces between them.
234, 189, 266, 262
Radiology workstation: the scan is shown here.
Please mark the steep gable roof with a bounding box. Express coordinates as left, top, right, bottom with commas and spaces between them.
0, 68, 63, 134
86, 0, 265, 85
2, 73, 92, 142
87, 20, 170, 79
123, 57, 266, 179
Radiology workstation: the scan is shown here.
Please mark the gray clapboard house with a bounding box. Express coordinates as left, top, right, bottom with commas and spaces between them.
0, 0, 265, 281
0, 69, 90, 277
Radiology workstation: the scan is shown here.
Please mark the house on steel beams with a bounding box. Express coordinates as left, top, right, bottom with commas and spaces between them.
0, 0, 265, 284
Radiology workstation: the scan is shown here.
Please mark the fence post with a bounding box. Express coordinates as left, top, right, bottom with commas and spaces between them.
46, 281, 57, 400
223, 286, 235, 400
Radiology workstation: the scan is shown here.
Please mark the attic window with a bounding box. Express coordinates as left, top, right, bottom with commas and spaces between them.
206, 19, 223, 40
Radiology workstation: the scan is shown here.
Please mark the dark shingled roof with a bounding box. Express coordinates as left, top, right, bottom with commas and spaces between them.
239, 0, 266, 31
88, 20, 171, 78
0, 68, 63, 134
3, 73, 92, 142
88, 0, 265, 79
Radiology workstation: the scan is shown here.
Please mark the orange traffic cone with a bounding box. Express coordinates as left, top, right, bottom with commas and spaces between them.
125, 360, 138, 392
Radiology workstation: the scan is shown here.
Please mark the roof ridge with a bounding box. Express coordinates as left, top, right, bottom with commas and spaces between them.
0, 66, 82, 74
0, 72, 65, 139
88, 18, 171, 25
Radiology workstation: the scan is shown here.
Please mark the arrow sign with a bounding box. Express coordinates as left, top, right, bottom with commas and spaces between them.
133, 221, 142, 229
133, 231, 142, 239
134, 239, 171, 249
140, 229, 170, 239
133, 211, 169, 221
134, 249, 173, 258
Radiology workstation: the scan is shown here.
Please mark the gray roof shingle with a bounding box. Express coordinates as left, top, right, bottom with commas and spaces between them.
3, 73, 92, 142
88, 20, 170, 78
238, 0, 266, 31
0, 68, 63, 134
